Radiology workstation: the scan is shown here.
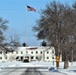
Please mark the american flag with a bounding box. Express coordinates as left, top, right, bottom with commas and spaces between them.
27, 5, 36, 12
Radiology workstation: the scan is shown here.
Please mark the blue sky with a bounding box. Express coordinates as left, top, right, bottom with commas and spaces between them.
0, 0, 75, 46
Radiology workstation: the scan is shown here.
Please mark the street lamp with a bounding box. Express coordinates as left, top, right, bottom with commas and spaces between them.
52, 49, 55, 66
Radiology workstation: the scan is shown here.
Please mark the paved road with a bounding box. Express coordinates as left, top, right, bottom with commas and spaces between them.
0, 68, 46, 75
0, 68, 66, 75
21, 68, 43, 75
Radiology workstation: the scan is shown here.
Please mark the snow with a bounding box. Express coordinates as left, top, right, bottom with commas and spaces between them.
0, 61, 76, 75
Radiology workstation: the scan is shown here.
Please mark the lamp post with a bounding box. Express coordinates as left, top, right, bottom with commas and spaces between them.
52, 49, 55, 66
43, 47, 45, 61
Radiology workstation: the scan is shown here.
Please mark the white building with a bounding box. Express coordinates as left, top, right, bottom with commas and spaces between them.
0, 50, 7, 62
0, 46, 61, 62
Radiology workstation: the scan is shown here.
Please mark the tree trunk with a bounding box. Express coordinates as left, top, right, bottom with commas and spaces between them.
71, 49, 73, 65
64, 52, 69, 69
64, 60, 68, 69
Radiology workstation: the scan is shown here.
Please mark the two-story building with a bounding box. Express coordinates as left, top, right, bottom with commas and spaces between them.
0, 46, 61, 62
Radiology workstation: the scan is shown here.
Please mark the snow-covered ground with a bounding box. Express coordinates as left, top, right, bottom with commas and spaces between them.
0, 61, 76, 75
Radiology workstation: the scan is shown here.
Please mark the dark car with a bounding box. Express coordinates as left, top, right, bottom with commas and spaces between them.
23, 58, 29, 62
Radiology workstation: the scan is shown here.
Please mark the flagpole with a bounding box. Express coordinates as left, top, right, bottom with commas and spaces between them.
25, 4, 36, 46
25, 3, 27, 46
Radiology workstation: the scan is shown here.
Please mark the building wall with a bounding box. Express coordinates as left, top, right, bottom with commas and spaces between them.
0, 50, 7, 62
0, 46, 61, 62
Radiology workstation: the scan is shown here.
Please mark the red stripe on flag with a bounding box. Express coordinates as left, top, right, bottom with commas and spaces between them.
27, 5, 36, 12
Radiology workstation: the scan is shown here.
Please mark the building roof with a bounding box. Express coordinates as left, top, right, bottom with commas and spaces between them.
15, 46, 54, 51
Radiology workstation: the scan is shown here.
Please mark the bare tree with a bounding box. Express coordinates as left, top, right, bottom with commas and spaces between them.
9, 34, 21, 47
0, 18, 8, 43
33, 1, 76, 69
0, 17, 8, 52
6, 34, 21, 52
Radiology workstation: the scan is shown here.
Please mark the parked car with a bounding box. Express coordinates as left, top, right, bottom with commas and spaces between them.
23, 58, 29, 62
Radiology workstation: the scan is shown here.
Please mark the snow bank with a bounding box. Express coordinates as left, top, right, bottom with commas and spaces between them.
0, 61, 76, 75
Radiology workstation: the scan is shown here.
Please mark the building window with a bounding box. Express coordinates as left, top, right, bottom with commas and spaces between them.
6, 51, 7, 54
31, 56, 33, 59
0, 51, 2, 54
47, 51, 49, 54
47, 57, 49, 59
52, 57, 54, 59
21, 51, 23, 54
0, 57, 2, 59
16, 51, 18, 54
36, 51, 38, 54
31, 51, 33, 54
16, 56, 19, 60
20, 56, 23, 60
40, 51, 42, 54
52, 50, 54, 53
36, 57, 38, 59
26, 51, 28, 54
5, 57, 7, 59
